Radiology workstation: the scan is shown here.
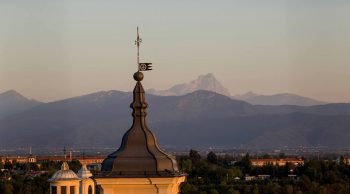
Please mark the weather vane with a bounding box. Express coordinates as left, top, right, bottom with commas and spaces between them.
135, 26, 152, 72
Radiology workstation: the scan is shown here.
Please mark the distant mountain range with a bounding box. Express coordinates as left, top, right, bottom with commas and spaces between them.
0, 90, 42, 119
234, 92, 325, 106
148, 73, 326, 106
147, 73, 231, 97
0, 89, 350, 149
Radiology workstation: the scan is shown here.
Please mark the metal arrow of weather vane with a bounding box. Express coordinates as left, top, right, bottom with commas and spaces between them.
135, 27, 153, 72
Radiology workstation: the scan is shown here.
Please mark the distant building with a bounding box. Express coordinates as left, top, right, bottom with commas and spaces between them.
0, 155, 37, 164
234, 177, 240, 181
0, 146, 37, 164
0, 156, 27, 164
288, 174, 297, 180
257, 174, 270, 180
28, 146, 36, 163
36, 155, 104, 166
343, 156, 350, 164
250, 158, 304, 166
244, 175, 257, 181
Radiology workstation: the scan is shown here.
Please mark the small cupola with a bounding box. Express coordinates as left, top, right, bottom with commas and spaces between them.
49, 162, 80, 194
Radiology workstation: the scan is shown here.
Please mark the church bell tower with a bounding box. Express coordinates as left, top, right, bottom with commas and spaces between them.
94, 27, 186, 194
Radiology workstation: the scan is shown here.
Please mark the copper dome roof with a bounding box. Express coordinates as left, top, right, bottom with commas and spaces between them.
98, 72, 181, 178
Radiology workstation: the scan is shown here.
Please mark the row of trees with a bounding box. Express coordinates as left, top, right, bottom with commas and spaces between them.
179, 150, 350, 194
0, 160, 81, 194
1, 151, 350, 194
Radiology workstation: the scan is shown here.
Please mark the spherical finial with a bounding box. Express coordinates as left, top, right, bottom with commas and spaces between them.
133, 71, 144, 81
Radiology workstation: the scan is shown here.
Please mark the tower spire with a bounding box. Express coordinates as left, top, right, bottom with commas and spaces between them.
99, 30, 180, 177
86, 28, 185, 194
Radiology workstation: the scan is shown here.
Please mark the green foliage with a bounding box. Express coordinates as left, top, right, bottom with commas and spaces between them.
180, 151, 350, 194
282, 185, 293, 194
189, 149, 201, 163
234, 153, 252, 174
265, 182, 281, 194
251, 185, 259, 194
208, 189, 219, 194
227, 188, 240, 194
4, 159, 13, 170
207, 151, 218, 164
68, 160, 82, 172
181, 182, 198, 194
178, 156, 192, 173
3, 152, 350, 194
0, 181, 13, 194
0, 160, 75, 194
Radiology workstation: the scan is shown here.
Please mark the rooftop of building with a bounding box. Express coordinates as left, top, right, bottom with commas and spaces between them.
98, 72, 183, 178
48, 162, 80, 182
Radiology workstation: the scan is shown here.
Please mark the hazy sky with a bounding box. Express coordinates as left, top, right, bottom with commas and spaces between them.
0, 0, 349, 102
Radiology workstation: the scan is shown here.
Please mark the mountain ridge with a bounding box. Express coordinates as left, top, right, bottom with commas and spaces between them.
147, 73, 231, 97
147, 73, 326, 106
0, 89, 349, 149
234, 92, 326, 106
0, 90, 42, 119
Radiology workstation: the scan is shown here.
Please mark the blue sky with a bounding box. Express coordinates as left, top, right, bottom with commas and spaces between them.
0, 0, 349, 102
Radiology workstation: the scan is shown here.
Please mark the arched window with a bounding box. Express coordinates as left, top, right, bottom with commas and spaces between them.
88, 185, 93, 194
